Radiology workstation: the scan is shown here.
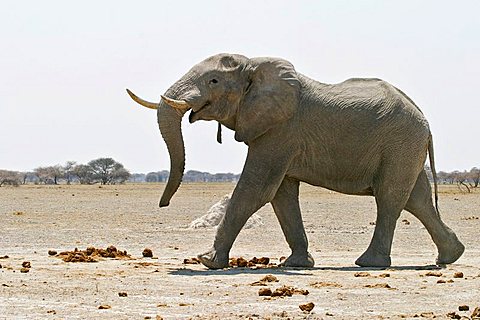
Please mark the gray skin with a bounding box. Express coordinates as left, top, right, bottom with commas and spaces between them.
127, 53, 465, 269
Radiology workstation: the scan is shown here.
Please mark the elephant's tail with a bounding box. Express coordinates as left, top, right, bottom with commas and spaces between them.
428, 133, 440, 214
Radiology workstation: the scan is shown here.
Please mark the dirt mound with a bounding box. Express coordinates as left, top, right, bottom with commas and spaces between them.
55, 246, 132, 262
188, 194, 263, 229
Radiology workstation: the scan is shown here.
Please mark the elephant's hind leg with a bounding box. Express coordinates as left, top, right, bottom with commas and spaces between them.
404, 170, 464, 264
356, 168, 417, 267
271, 177, 314, 268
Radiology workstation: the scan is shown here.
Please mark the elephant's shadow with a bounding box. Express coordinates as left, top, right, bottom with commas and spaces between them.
168, 264, 442, 276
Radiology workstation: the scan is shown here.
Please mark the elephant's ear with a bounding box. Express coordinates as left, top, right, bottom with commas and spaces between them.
234, 58, 300, 143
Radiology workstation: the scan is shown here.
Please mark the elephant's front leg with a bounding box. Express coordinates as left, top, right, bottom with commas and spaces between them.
271, 177, 314, 268
198, 149, 289, 269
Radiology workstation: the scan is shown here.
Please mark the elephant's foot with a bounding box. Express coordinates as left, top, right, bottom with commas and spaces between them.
436, 236, 465, 265
355, 248, 391, 267
197, 249, 229, 270
280, 252, 315, 268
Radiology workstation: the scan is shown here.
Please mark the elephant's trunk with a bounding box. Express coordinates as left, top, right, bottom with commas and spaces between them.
157, 85, 190, 207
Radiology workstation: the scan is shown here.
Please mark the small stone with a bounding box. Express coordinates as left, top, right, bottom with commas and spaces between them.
257, 257, 270, 265
378, 273, 391, 278
142, 248, 153, 258
459, 305, 469, 311
420, 312, 435, 318
446, 312, 461, 319
98, 305, 111, 309
354, 272, 371, 277
261, 274, 278, 282
183, 257, 200, 264
118, 292, 128, 297
48, 250, 57, 256
453, 272, 464, 278
437, 279, 446, 284
20, 268, 30, 273
425, 271, 442, 277
299, 302, 315, 312
258, 288, 272, 296
22, 261, 31, 268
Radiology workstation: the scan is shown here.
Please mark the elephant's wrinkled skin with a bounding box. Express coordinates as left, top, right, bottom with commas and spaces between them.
127, 53, 464, 269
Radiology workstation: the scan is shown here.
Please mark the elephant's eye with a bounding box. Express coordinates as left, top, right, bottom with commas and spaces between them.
209, 79, 218, 84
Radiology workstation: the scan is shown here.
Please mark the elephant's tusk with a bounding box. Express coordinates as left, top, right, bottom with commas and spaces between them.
161, 95, 190, 111
126, 89, 159, 110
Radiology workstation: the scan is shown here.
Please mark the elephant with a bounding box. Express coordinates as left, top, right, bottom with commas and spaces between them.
127, 53, 465, 269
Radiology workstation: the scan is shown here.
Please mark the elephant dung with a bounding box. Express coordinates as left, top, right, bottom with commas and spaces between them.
250, 274, 279, 286
142, 248, 154, 258
229, 257, 248, 267
299, 302, 315, 312
258, 288, 272, 296
56, 246, 131, 262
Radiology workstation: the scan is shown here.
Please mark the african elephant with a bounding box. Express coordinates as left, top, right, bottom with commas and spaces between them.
127, 53, 464, 269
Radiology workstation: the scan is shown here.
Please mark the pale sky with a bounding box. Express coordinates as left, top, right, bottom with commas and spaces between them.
1, 1, 479, 174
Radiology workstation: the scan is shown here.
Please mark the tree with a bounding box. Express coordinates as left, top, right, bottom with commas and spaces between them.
454, 170, 471, 193
73, 164, 94, 184
0, 170, 21, 187
469, 167, 480, 188
63, 161, 77, 184
87, 158, 130, 185
34, 165, 64, 184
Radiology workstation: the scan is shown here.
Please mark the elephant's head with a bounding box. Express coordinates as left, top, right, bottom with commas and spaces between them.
127, 53, 300, 207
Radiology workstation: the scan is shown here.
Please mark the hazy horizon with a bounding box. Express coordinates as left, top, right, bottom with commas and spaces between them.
1, 1, 479, 174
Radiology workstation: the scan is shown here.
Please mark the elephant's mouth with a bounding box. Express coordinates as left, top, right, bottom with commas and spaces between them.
189, 101, 210, 123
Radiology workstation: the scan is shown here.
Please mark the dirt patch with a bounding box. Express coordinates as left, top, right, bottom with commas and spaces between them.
1, 183, 479, 319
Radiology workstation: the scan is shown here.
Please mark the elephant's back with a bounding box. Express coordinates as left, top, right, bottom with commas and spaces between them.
291, 76, 431, 191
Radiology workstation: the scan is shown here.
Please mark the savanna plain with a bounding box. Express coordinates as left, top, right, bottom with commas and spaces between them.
1, 183, 479, 319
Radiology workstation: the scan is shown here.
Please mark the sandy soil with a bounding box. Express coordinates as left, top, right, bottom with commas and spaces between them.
1, 183, 479, 319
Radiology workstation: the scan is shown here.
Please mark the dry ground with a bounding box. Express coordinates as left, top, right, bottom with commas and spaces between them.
0, 183, 479, 319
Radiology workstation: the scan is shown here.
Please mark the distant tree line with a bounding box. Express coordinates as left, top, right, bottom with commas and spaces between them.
0, 162, 240, 187
424, 166, 480, 193
4, 162, 477, 189
142, 170, 240, 183
0, 158, 130, 186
